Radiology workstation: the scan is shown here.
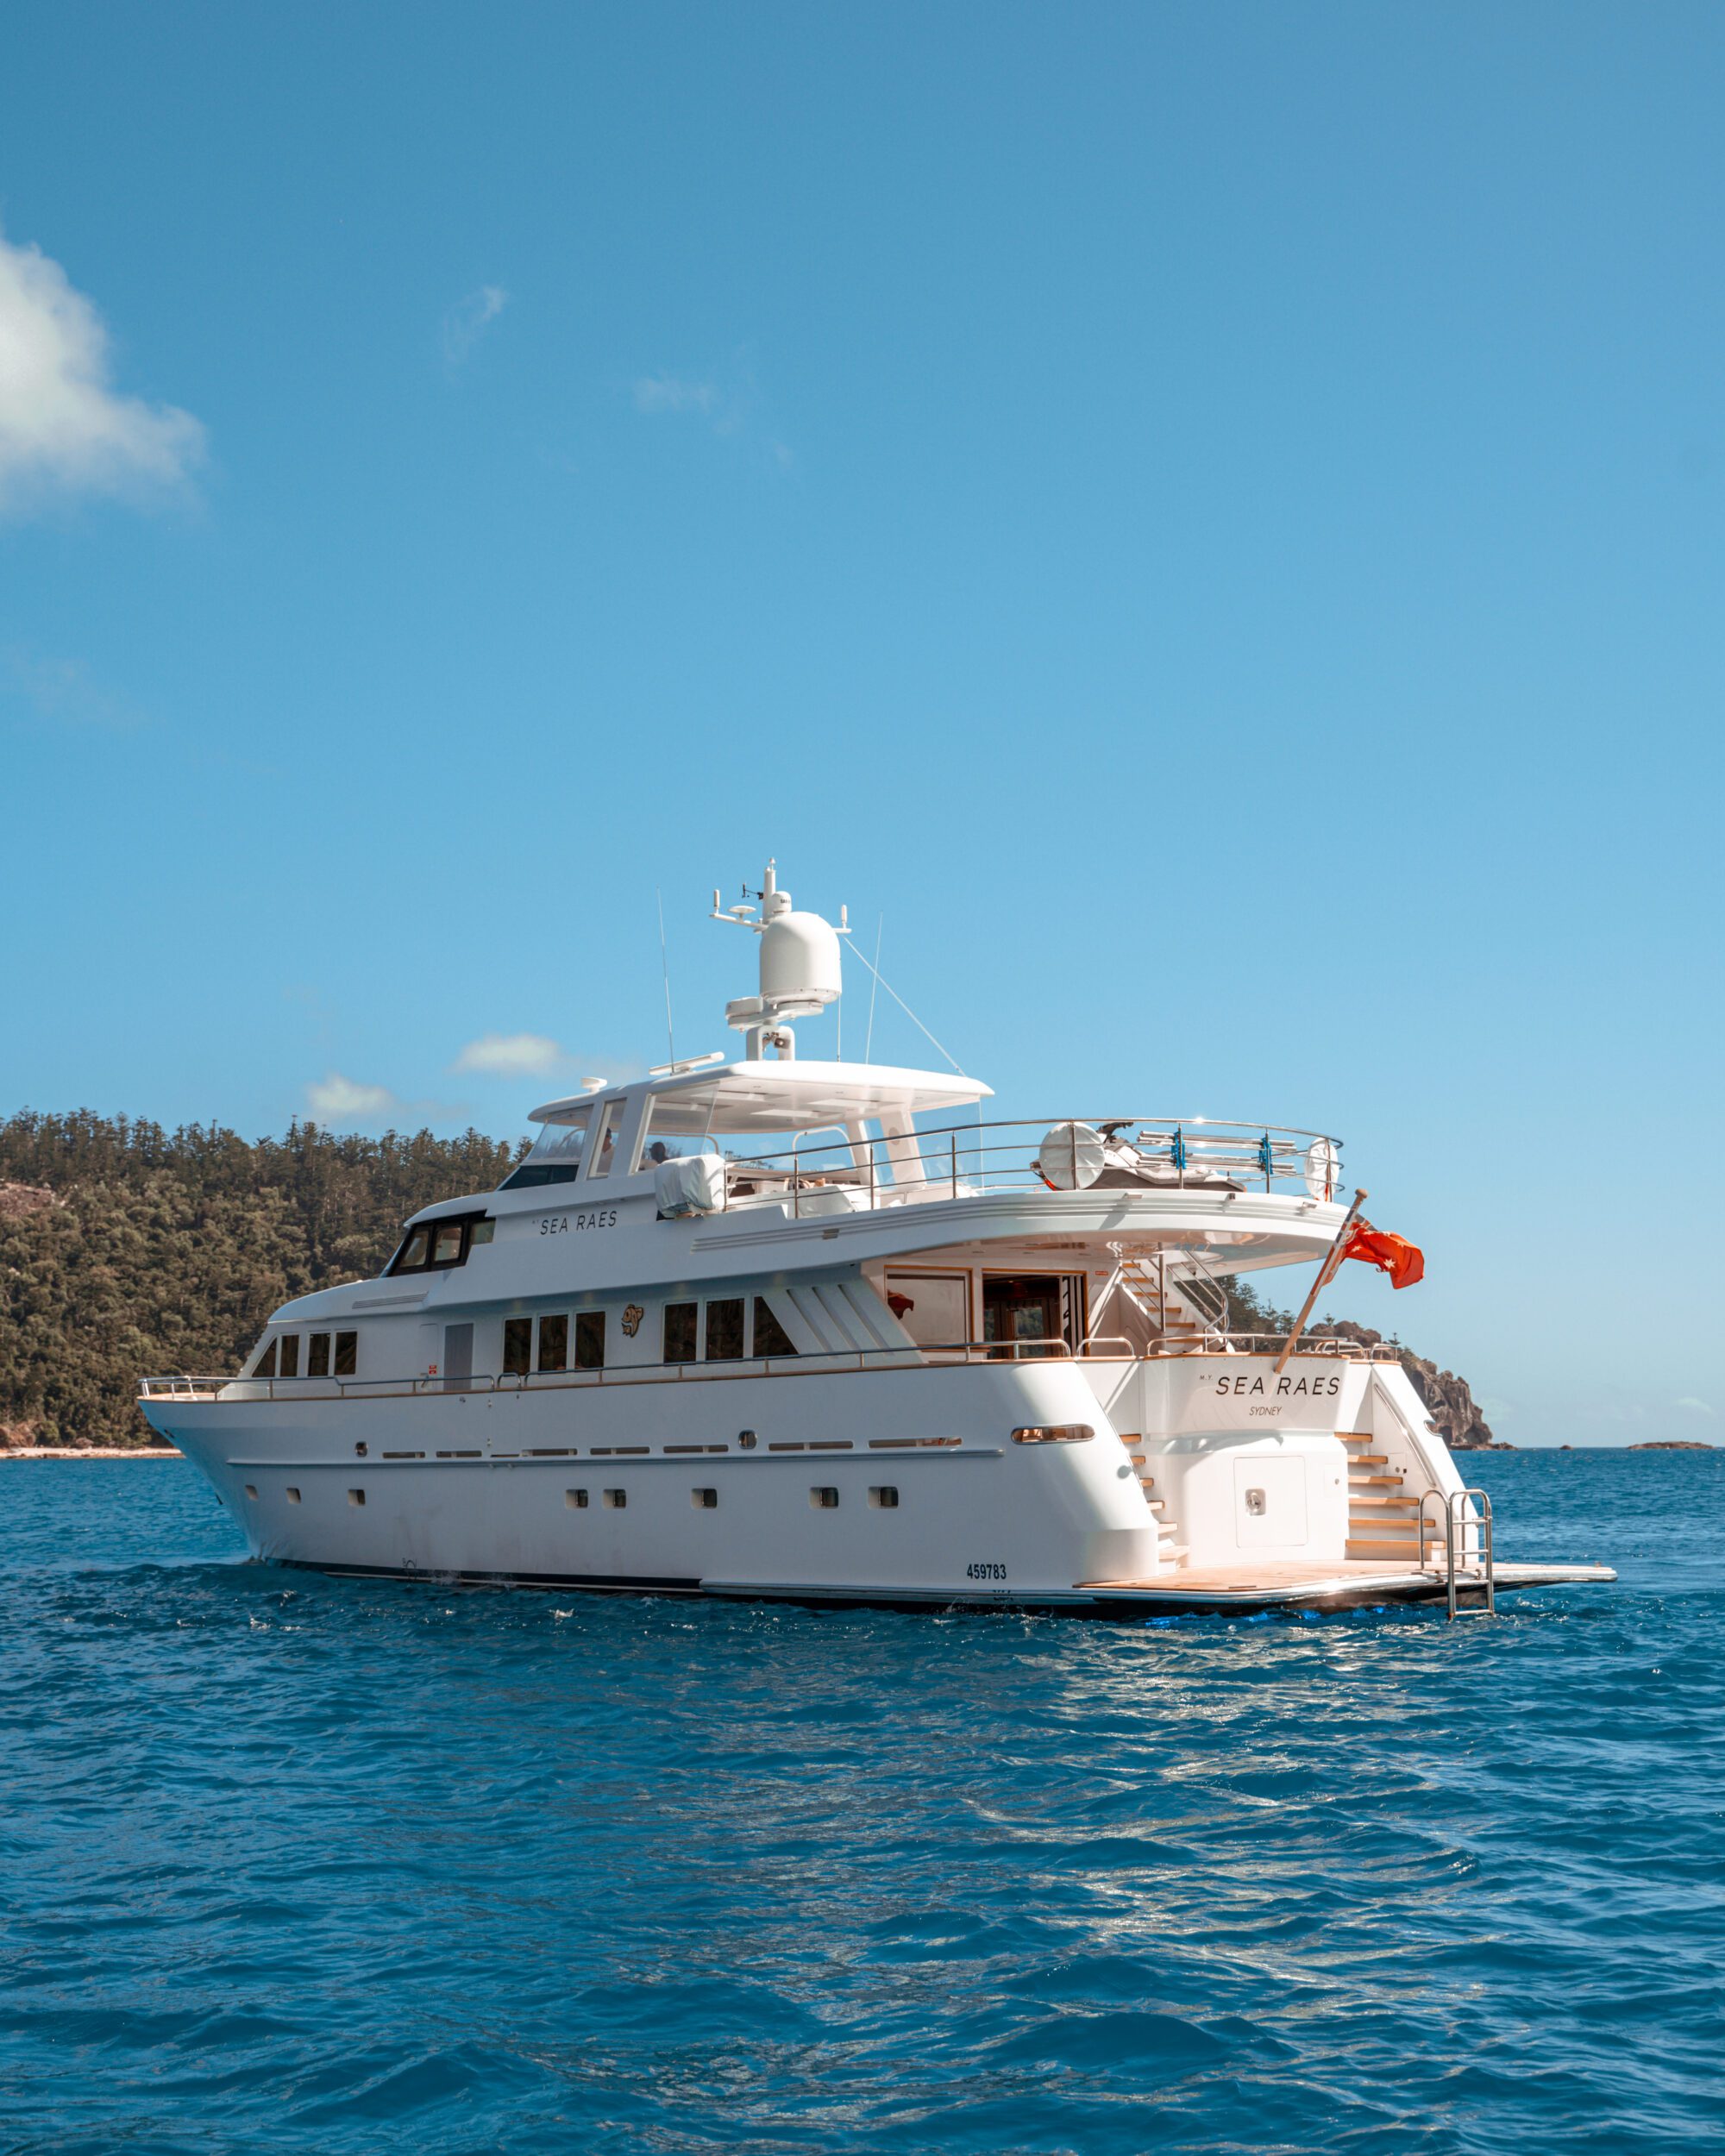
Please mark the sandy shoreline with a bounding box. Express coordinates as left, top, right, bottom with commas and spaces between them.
2, 1448, 185, 1461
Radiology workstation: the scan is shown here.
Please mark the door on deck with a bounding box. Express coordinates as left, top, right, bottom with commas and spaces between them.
442, 1322, 474, 1393
982, 1274, 1084, 1358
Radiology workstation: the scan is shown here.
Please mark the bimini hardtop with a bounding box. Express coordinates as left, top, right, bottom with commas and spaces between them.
140, 859, 1612, 1618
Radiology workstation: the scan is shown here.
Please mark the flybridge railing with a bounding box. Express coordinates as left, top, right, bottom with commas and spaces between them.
137, 1331, 1398, 1406
713, 1117, 1345, 1216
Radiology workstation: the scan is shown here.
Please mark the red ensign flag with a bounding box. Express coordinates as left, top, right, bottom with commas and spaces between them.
1341, 1220, 1425, 1289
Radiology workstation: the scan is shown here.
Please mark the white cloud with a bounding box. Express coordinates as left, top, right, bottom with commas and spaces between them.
442, 284, 508, 367
0, 224, 204, 513
1675, 1397, 1713, 1414
306, 1073, 400, 1123
632, 373, 720, 417
3, 646, 137, 730
453, 1031, 568, 1078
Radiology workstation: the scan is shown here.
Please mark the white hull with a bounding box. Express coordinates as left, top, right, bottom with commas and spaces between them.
144, 1352, 1610, 1613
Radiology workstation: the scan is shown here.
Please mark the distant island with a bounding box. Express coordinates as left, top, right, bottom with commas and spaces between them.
3, 1106, 1503, 1451
1628, 1440, 1716, 1451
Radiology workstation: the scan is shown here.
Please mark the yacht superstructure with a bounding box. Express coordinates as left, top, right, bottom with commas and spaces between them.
141, 863, 1612, 1614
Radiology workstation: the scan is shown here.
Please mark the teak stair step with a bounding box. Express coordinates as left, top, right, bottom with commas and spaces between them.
1349, 1473, 1404, 1488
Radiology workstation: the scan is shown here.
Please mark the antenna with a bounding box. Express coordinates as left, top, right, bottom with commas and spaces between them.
656, 887, 674, 1063
863, 916, 882, 1063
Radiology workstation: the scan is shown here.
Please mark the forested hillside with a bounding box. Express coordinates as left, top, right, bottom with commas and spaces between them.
0, 1112, 522, 1446
0, 1108, 1496, 1451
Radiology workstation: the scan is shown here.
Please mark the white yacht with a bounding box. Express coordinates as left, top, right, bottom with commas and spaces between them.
141, 862, 1612, 1616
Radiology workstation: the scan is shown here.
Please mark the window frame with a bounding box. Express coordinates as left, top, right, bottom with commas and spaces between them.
574, 1310, 606, 1371
664, 1301, 699, 1364
537, 1313, 569, 1374
386, 1213, 494, 1279
705, 1297, 745, 1363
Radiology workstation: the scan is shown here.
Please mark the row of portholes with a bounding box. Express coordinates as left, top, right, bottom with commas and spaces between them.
565, 1485, 901, 1510
248, 1482, 901, 1511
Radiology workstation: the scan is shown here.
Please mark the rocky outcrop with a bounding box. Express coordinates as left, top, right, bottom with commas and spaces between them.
0, 1182, 57, 1220
1308, 1321, 1503, 1449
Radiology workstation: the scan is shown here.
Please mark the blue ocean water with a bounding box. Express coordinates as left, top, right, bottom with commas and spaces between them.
1, 1452, 1720, 2156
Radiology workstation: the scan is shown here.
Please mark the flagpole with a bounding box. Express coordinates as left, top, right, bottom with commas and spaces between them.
1274, 1188, 1368, 1375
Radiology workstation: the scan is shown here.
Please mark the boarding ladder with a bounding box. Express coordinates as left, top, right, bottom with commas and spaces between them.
1419, 1487, 1496, 1620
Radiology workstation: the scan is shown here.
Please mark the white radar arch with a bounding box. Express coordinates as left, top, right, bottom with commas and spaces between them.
712, 858, 849, 1059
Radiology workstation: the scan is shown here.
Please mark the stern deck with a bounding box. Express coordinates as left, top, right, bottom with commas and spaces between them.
1078, 1559, 1616, 1614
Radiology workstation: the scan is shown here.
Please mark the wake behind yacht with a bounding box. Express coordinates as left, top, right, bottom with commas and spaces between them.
141, 863, 1612, 1615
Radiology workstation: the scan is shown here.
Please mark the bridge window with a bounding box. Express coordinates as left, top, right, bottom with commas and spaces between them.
308, 1332, 330, 1378
387, 1214, 495, 1275
501, 1112, 592, 1191
279, 1334, 300, 1379
252, 1339, 278, 1378
588, 1101, 625, 1179
335, 1331, 357, 1377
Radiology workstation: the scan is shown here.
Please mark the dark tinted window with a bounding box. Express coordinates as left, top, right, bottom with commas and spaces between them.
538, 1315, 568, 1373
664, 1303, 698, 1363
253, 1338, 277, 1378
432, 1222, 465, 1266
504, 1318, 532, 1376
753, 1297, 797, 1357
396, 1226, 432, 1271
335, 1331, 357, 1377
279, 1334, 300, 1378
308, 1333, 331, 1377
706, 1298, 744, 1361
499, 1163, 580, 1189
468, 1219, 495, 1246
574, 1311, 605, 1370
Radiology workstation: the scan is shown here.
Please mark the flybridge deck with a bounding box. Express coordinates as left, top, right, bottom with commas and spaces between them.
138, 858, 1615, 1620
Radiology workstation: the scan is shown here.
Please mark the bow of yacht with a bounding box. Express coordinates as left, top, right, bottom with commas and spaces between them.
140, 862, 1613, 1616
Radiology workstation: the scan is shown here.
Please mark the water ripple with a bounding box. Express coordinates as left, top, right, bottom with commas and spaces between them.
1, 1452, 1721, 2153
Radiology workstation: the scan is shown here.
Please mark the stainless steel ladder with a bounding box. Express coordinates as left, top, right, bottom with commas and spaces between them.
1419, 1486, 1496, 1620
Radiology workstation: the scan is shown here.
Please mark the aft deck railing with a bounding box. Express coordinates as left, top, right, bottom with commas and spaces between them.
706, 1116, 1345, 1219
139, 1332, 1397, 1407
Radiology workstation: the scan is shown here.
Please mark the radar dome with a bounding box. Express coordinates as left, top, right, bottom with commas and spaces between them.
759, 909, 843, 1013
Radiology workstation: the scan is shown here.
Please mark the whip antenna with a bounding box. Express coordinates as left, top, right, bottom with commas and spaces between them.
656, 887, 674, 1062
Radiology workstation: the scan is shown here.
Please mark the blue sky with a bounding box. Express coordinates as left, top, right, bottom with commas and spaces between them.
3, 3, 1721, 1443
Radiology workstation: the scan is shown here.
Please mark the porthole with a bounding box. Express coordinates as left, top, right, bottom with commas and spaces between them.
354, 1441, 369, 1457
691, 1489, 718, 1510
603, 1489, 627, 1510
348, 1489, 366, 1507
285, 1487, 301, 1504
868, 1486, 899, 1508
243, 1484, 258, 1501
566, 1489, 589, 1509
810, 1486, 839, 1510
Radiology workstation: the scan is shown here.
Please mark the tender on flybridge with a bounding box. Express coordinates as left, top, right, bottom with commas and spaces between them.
141, 860, 1612, 1615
